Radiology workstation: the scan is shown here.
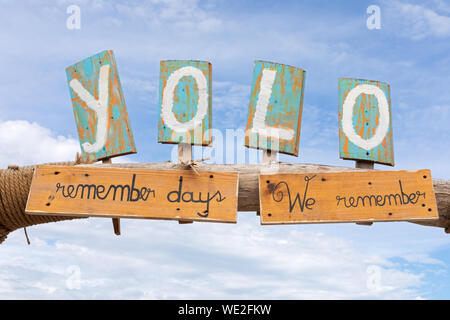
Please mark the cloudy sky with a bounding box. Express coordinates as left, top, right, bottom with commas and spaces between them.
0, 0, 449, 299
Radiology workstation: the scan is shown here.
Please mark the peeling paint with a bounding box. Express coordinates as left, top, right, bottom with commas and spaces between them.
245, 61, 306, 156
338, 78, 394, 166
65, 50, 136, 162
158, 60, 212, 146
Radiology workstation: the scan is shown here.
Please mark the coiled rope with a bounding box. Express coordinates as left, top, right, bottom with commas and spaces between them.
0, 162, 82, 244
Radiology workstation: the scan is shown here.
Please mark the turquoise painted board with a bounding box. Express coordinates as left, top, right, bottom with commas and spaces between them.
338, 78, 394, 166
245, 60, 306, 156
158, 60, 212, 146
66, 50, 136, 162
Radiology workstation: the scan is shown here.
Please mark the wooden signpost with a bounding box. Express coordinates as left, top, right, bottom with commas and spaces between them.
66, 50, 137, 235
66, 50, 137, 162
25, 166, 238, 223
158, 60, 214, 223
338, 78, 394, 225
245, 61, 306, 159
338, 78, 394, 167
158, 60, 212, 146
259, 170, 438, 224
16, 52, 445, 240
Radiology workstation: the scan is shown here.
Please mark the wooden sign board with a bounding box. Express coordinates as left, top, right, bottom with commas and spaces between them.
245, 60, 306, 156
338, 78, 394, 166
259, 170, 438, 224
26, 166, 238, 223
158, 60, 212, 146
66, 50, 136, 162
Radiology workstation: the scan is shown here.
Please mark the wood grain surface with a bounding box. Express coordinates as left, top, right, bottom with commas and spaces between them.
338, 78, 394, 166
66, 50, 136, 162
260, 169, 438, 224
245, 60, 306, 156
26, 166, 238, 223
158, 60, 212, 146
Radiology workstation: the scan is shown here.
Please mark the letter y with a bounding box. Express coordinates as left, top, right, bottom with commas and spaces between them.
70, 65, 110, 153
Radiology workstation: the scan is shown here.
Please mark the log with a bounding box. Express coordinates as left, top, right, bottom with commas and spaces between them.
0, 162, 448, 245
82, 162, 450, 231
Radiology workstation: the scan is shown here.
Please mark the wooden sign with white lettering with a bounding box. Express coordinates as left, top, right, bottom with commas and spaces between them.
338, 78, 394, 166
66, 50, 136, 163
245, 60, 306, 156
26, 166, 238, 223
158, 60, 212, 146
259, 170, 438, 224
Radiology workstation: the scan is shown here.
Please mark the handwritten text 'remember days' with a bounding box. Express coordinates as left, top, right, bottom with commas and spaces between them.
54, 174, 225, 217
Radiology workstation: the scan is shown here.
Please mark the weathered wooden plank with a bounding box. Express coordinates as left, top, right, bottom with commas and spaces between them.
87, 163, 447, 230
66, 50, 136, 163
259, 170, 438, 224
245, 60, 306, 156
1, 163, 447, 245
158, 60, 212, 146
339, 78, 394, 166
25, 166, 238, 223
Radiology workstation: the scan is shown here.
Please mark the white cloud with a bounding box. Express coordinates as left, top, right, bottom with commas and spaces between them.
0, 120, 135, 167
115, 0, 223, 32
0, 215, 444, 299
0, 1, 448, 300
400, 253, 446, 266
0, 120, 79, 167
385, 1, 450, 40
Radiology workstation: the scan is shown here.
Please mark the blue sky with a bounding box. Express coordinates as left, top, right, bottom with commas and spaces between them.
0, 0, 449, 299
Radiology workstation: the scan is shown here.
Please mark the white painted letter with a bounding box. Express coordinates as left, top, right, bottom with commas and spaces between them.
161, 66, 208, 133
250, 69, 294, 140
342, 84, 389, 150
69, 64, 110, 153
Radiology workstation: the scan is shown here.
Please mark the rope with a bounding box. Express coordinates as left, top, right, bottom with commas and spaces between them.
23, 228, 30, 245
0, 161, 83, 244
178, 158, 210, 176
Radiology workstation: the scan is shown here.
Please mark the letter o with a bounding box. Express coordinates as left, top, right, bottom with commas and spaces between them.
161, 66, 208, 133
342, 84, 389, 150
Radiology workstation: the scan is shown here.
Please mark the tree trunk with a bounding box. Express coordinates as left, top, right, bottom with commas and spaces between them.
0, 162, 448, 244
86, 162, 450, 232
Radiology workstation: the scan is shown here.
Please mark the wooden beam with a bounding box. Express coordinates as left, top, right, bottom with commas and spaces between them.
178, 143, 192, 164
262, 150, 278, 164
355, 160, 374, 170
177, 143, 194, 224
102, 158, 121, 235
78, 162, 450, 231
355, 160, 374, 225
260, 150, 278, 216
1, 161, 449, 246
